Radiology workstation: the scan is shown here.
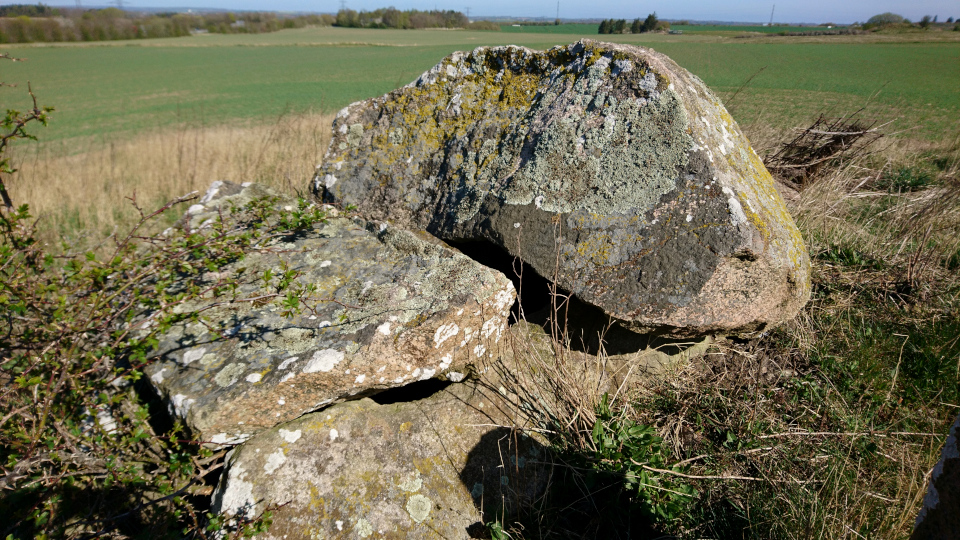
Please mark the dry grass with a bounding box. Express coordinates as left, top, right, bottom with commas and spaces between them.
6, 111, 332, 246
483, 126, 960, 538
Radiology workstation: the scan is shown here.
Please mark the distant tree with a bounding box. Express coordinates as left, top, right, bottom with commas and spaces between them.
598, 19, 610, 34
920, 15, 932, 28
641, 12, 658, 32
335, 8, 360, 27
612, 19, 626, 33
933, 15, 938, 22
630, 17, 641, 33
866, 12, 905, 25
948, 17, 954, 23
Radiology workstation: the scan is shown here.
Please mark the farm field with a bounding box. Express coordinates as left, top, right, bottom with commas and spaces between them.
2, 26, 958, 144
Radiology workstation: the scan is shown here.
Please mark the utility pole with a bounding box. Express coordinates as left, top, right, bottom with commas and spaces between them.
339, 0, 346, 11
464, 6, 470, 20
769, 4, 775, 26
556, 0, 560, 22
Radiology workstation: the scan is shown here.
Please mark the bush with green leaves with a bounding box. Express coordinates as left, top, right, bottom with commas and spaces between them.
0, 188, 329, 537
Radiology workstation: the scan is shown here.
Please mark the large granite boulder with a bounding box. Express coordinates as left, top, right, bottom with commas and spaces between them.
313, 40, 810, 336
211, 381, 549, 539
145, 183, 515, 445
913, 413, 960, 539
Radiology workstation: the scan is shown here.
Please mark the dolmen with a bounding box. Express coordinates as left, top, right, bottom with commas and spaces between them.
145, 40, 813, 539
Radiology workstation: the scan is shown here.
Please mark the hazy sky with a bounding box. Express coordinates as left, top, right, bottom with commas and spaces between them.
35, 0, 960, 24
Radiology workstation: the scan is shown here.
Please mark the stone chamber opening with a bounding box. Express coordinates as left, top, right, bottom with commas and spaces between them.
450, 239, 708, 357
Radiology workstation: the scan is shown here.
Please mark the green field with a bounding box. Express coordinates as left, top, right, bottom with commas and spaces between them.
673, 24, 832, 34
3, 26, 958, 143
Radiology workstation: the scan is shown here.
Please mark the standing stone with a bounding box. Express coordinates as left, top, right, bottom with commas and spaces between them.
313, 40, 810, 336
145, 183, 514, 445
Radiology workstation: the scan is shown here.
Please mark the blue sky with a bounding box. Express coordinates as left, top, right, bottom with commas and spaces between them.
33, 0, 960, 24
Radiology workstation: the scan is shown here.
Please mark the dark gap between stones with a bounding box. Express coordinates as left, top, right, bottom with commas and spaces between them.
449, 240, 553, 324
450, 239, 708, 356
371, 378, 453, 405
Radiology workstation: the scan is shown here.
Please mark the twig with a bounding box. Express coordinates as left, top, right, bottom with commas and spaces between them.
632, 460, 763, 482
758, 430, 943, 439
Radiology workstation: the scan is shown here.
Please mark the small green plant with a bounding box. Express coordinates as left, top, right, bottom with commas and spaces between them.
876, 165, 935, 192
587, 394, 696, 521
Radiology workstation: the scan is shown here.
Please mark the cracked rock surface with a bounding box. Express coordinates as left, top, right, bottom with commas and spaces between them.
144, 182, 514, 444
313, 40, 810, 336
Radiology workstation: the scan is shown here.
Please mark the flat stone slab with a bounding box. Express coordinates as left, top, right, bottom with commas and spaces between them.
145, 183, 515, 445
211, 382, 548, 539
313, 40, 810, 336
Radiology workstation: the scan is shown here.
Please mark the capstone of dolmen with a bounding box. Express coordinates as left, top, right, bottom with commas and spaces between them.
313, 40, 810, 336
145, 182, 514, 445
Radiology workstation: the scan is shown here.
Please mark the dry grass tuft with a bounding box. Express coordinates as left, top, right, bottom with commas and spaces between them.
6, 112, 332, 246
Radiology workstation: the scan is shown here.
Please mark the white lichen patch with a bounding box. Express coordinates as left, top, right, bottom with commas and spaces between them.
494, 285, 515, 311
303, 349, 345, 373
398, 470, 423, 492
354, 517, 374, 538
277, 357, 298, 370
279, 428, 302, 443
447, 371, 465, 382
355, 374, 366, 384
377, 322, 392, 335
263, 448, 286, 474
406, 494, 432, 523
171, 394, 196, 417
217, 464, 256, 518
181, 347, 206, 366
438, 354, 453, 370
150, 368, 166, 384
419, 368, 435, 381
245, 373, 262, 383
433, 323, 459, 348
481, 319, 499, 339
329, 428, 339, 442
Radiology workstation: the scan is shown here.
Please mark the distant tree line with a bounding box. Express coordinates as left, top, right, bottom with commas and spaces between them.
598, 13, 669, 34
334, 8, 471, 29
0, 4, 335, 43
860, 11, 957, 31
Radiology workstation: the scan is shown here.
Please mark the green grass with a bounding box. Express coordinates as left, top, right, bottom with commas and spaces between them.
3, 27, 958, 142
673, 24, 833, 34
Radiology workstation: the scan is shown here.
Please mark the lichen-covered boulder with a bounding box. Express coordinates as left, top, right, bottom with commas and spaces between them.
913, 413, 960, 539
211, 382, 548, 539
313, 40, 810, 336
145, 182, 515, 445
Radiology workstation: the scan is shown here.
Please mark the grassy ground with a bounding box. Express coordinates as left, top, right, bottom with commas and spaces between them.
1, 26, 958, 538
